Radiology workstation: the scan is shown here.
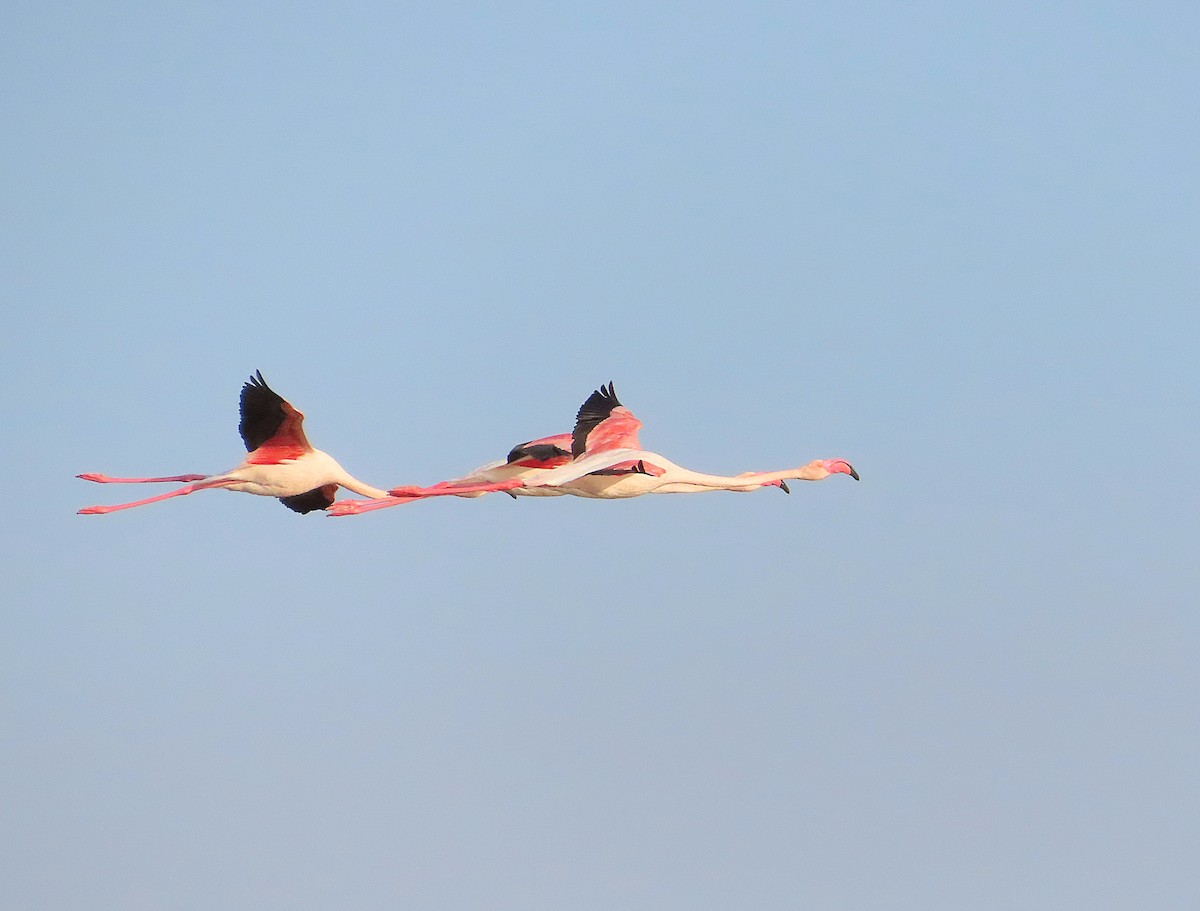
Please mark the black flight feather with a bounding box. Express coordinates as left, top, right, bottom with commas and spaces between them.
591, 459, 650, 477
238, 370, 288, 452
278, 485, 337, 514
571, 382, 621, 458
506, 442, 571, 465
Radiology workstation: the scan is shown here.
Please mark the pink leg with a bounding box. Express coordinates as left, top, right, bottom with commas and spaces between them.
386, 479, 524, 498
78, 479, 233, 514
77, 472, 209, 484
734, 472, 790, 493
327, 480, 465, 515
383, 480, 462, 497
327, 495, 419, 517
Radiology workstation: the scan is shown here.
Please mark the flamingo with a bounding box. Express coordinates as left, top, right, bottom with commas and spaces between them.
328, 383, 856, 515
499, 444, 858, 498
77, 371, 388, 515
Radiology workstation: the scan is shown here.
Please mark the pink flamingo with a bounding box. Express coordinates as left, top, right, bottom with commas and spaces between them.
329, 383, 857, 515
499, 445, 858, 498
78, 371, 389, 515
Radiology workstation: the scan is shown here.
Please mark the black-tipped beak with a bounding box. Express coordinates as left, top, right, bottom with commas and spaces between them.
848, 465, 860, 481
779, 480, 791, 494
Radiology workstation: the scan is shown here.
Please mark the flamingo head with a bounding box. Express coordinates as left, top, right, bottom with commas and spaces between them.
820, 458, 859, 480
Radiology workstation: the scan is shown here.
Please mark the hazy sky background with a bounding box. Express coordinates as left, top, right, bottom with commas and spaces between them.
3, 3, 1197, 909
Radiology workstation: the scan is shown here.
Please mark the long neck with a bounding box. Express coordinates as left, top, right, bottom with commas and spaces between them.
745, 461, 833, 485
309, 449, 389, 499
652, 461, 830, 494
337, 474, 389, 499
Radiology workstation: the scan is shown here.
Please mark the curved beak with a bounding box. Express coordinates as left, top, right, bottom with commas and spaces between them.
824, 459, 859, 480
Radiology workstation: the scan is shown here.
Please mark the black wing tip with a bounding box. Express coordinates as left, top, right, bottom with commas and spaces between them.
574, 382, 621, 425
572, 381, 623, 457
573, 381, 619, 458
506, 442, 571, 465
278, 485, 336, 514
597, 381, 620, 408
575, 381, 621, 419
241, 370, 282, 401
238, 370, 288, 451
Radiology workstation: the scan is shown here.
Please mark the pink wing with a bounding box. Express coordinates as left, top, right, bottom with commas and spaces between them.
571, 383, 643, 456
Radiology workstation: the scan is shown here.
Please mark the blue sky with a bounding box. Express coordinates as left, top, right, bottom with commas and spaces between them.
3, 3, 1197, 908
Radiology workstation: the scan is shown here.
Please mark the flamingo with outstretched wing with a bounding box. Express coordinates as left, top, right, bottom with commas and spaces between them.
78, 371, 388, 515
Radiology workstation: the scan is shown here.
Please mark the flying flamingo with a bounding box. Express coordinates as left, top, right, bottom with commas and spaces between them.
497, 444, 859, 498
392, 382, 858, 498
329, 383, 856, 514
78, 371, 389, 515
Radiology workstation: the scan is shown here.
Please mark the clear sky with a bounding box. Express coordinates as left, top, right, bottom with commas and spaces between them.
3, 3, 1197, 909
